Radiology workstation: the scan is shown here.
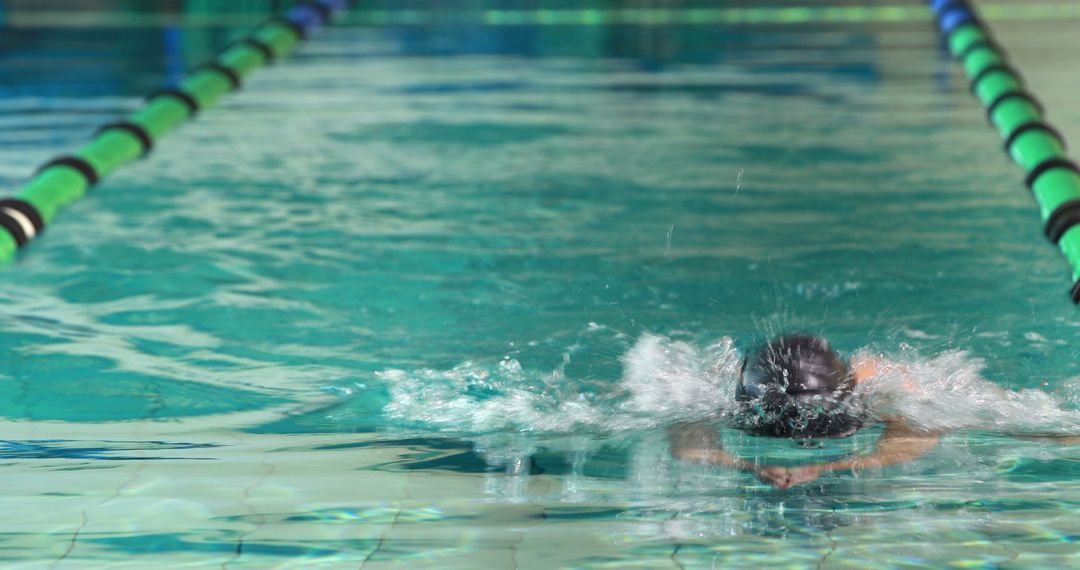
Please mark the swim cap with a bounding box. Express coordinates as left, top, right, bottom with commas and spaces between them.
735, 334, 862, 438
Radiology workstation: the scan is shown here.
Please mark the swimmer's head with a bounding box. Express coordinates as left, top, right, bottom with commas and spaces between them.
735, 334, 861, 438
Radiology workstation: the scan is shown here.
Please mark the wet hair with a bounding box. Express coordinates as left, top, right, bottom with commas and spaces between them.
735, 334, 862, 438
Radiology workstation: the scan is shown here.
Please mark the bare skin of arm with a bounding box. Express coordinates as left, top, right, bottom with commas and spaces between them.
670, 419, 942, 489
679, 348, 1080, 491
757, 420, 942, 489
668, 356, 942, 489
758, 356, 942, 489
667, 422, 765, 478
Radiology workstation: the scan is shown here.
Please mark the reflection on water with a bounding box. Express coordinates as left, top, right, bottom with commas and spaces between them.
0, 3, 1079, 568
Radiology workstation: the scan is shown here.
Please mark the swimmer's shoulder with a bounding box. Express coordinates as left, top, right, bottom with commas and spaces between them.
850, 351, 917, 392
850, 351, 884, 385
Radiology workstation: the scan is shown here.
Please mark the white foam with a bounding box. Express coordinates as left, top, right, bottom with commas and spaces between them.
380, 357, 618, 435
618, 333, 740, 418
857, 349, 1080, 434
379, 333, 744, 438
378, 334, 1080, 442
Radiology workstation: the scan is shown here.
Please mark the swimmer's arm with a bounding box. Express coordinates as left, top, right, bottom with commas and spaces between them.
761, 420, 942, 489
816, 420, 942, 472
667, 423, 756, 471
851, 354, 881, 385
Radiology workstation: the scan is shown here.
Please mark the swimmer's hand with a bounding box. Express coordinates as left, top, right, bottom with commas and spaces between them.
669, 421, 941, 489
755, 465, 823, 489
759, 421, 943, 489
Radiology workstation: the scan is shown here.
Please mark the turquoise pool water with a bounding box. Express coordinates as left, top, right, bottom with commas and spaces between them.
2, 3, 1080, 568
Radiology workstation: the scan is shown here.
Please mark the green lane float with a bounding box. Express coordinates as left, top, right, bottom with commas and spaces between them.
6, 0, 1077, 305
0, 1, 350, 262
931, 0, 1080, 304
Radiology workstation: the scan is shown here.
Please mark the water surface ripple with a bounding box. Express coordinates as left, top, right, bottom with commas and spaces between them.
0, 10, 1078, 569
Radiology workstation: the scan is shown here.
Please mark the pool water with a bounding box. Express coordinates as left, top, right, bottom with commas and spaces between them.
2, 2, 1080, 568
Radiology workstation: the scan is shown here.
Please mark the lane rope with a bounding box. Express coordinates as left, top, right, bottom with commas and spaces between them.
929, 0, 1080, 304
0, 0, 352, 260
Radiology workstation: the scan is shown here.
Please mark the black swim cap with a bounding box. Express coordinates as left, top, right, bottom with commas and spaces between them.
735, 334, 861, 438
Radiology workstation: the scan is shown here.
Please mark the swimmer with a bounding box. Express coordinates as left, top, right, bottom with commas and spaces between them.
668, 334, 942, 489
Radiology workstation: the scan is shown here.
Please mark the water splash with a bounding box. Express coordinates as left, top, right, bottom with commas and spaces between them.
380, 358, 612, 434
379, 333, 1080, 439
618, 333, 740, 417
858, 349, 1080, 435
380, 333, 741, 437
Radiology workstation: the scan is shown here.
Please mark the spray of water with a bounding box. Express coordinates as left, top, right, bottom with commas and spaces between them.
857, 349, 1080, 434
379, 333, 1080, 439
380, 333, 742, 436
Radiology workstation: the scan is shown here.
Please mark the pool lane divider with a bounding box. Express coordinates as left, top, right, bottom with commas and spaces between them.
0, 0, 352, 261
930, 0, 1080, 304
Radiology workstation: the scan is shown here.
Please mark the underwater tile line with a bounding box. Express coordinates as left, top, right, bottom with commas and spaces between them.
51, 458, 151, 568
222, 433, 278, 569
929, 0, 1080, 304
